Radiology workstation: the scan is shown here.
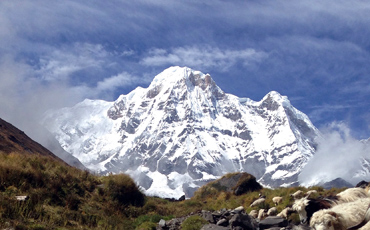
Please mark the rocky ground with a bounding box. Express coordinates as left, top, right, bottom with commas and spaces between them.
156, 206, 311, 230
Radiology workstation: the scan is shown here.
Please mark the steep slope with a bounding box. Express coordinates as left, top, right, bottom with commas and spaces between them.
42, 66, 320, 198
0, 118, 62, 162
0, 117, 85, 169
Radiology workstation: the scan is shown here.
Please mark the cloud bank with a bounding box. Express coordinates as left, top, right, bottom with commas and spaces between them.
299, 122, 370, 186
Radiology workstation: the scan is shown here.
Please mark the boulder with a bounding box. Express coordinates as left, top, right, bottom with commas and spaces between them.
158, 219, 166, 228
201, 224, 229, 230
229, 213, 258, 230
233, 206, 244, 214
202, 210, 215, 224
199, 172, 262, 196
216, 218, 228, 226
259, 216, 288, 230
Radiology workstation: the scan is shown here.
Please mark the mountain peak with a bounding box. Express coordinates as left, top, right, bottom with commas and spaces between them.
261, 91, 291, 107
43, 67, 321, 198
151, 66, 204, 86
146, 66, 224, 99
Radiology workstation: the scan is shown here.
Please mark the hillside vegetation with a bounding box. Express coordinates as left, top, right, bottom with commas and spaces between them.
0, 151, 347, 230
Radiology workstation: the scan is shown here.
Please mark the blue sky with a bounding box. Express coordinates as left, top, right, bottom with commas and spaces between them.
0, 0, 370, 139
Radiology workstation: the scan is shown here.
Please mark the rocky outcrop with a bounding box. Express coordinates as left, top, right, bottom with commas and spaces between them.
195, 172, 263, 197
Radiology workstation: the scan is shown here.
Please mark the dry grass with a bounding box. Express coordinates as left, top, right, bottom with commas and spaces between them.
0, 151, 350, 229
0, 151, 145, 229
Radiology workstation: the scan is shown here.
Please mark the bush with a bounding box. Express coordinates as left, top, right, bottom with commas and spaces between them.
104, 174, 145, 208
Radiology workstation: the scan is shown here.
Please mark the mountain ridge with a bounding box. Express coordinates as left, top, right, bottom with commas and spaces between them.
42, 66, 320, 198
0, 118, 63, 162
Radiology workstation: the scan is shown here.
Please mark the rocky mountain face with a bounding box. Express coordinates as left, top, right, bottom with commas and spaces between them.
42, 66, 320, 198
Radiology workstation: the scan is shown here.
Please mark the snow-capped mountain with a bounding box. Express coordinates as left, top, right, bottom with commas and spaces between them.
42, 66, 320, 198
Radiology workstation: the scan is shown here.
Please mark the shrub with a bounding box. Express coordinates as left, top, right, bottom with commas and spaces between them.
104, 174, 145, 208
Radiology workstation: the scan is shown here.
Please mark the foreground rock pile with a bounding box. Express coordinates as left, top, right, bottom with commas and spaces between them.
156, 206, 309, 230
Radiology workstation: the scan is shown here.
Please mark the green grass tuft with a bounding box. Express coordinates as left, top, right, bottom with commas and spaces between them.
181, 215, 208, 230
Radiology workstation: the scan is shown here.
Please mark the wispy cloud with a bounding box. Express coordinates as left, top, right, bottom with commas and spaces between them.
36, 43, 110, 82
141, 46, 268, 71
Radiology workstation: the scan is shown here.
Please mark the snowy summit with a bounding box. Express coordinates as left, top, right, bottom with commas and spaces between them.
43, 66, 320, 198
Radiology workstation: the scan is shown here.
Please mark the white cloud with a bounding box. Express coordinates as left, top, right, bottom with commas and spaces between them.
0, 56, 85, 127
141, 46, 268, 71
299, 122, 370, 186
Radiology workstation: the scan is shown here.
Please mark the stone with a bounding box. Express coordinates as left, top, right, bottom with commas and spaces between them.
201, 224, 229, 230
259, 216, 288, 230
202, 211, 215, 224
233, 206, 244, 213
233, 227, 243, 230
212, 211, 222, 218
216, 218, 228, 226
229, 213, 258, 230
158, 219, 166, 228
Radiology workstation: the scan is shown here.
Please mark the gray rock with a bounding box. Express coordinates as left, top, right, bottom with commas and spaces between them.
233, 227, 244, 230
233, 206, 244, 214
259, 216, 288, 230
163, 217, 186, 230
202, 211, 215, 224
212, 211, 222, 218
158, 219, 166, 228
201, 224, 229, 230
216, 218, 228, 226
229, 213, 258, 230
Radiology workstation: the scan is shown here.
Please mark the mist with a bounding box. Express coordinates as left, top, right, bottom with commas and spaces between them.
299, 122, 370, 186
0, 56, 84, 133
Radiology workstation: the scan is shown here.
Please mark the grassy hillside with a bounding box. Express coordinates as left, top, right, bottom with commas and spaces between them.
0, 152, 146, 229
0, 151, 349, 230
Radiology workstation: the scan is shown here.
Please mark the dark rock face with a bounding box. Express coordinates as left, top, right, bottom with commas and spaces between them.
182, 183, 199, 198
137, 172, 153, 190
